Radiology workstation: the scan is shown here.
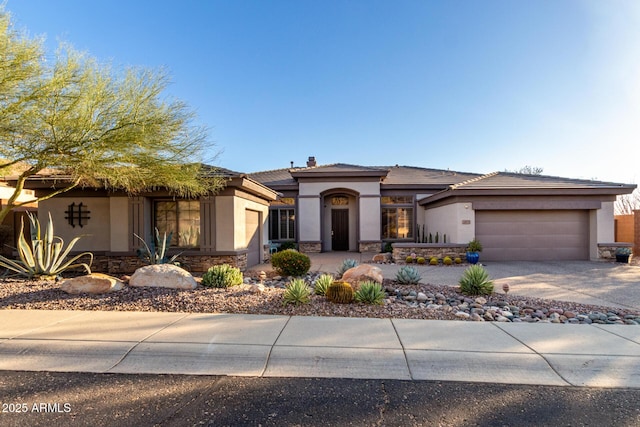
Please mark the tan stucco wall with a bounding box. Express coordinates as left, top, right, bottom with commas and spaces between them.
299, 181, 380, 196
299, 196, 321, 242
215, 195, 269, 253
589, 202, 615, 259
359, 196, 381, 241
38, 197, 111, 252
110, 197, 129, 252
424, 202, 475, 244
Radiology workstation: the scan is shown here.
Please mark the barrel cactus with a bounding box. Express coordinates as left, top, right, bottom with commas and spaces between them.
395, 265, 421, 284
326, 281, 354, 304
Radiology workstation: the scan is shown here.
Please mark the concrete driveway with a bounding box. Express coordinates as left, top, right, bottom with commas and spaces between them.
416, 261, 640, 311
264, 253, 640, 311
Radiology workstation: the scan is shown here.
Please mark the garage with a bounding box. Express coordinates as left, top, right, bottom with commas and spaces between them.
245, 209, 261, 267
475, 210, 589, 261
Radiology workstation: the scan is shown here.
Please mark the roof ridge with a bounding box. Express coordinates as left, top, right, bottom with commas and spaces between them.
450, 171, 499, 189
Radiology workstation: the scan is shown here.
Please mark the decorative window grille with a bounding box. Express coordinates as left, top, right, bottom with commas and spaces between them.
65, 202, 91, 228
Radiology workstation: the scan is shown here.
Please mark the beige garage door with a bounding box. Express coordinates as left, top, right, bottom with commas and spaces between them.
245, 210, 261, 267
475, 210, 589, 261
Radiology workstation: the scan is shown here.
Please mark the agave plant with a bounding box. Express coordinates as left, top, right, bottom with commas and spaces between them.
313, 273, 334, 295
0, 212, 92, 280
134, 228, 181, 265
337, 258, 358, 276
459, 264, 494, 295
354, 281, 386, 305
283, 278, 312, 306
395, 265, 421, 284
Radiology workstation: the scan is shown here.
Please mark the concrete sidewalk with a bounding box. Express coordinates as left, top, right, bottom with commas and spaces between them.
1, 310, 639, 388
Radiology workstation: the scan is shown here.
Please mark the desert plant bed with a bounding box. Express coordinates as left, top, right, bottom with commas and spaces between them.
1, 274, 639, 325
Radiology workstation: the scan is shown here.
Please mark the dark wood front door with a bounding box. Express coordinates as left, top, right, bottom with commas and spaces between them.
331, 209, 349, 251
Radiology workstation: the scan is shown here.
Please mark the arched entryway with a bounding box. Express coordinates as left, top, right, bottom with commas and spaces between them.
321, 189, 359, 251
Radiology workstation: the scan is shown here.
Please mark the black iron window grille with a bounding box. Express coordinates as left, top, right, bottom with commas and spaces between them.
65, 202, 91, 228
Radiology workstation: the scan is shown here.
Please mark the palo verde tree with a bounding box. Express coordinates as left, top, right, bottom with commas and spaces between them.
0, 10, 224, 224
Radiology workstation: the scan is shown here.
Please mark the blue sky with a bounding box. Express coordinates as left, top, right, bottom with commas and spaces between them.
6, 0, 640, 183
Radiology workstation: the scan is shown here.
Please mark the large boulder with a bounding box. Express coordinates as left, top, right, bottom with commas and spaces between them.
129, 264, 197, 290
341, 264, 383, 289
60, 273, 124, 294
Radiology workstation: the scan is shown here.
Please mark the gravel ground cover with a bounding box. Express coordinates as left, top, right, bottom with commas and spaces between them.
1, 270, 639, 324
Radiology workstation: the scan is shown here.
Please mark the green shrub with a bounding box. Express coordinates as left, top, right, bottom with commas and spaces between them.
383, 242, 393, 253
459, 265, 494, 295
443, 256, 453, 265
313, 273, 334, 295
0, 212, 92, 279
467, 238, 483, 252
202, 264, 243, 288
279, 241, 297, 251
271, 249, 311, 276
283, 278, 312, 306
355, 281, 386, 305
337, 258, 358, 276
429, 257, 438, 265
326, 281, 354, 304
405, 256, 414, 264
416, 257, 426, 264
454, 257, 462, 264
395, 265, 421, 284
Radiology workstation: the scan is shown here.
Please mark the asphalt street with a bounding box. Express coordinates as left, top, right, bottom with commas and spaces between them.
1, 371, 640, 426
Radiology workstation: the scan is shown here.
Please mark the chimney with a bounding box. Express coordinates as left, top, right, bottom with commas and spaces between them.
306, 156, 317, 167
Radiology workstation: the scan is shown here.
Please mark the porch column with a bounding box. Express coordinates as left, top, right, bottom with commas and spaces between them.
298, 195, 321, 252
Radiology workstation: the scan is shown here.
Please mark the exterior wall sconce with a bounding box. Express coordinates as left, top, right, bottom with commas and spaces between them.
65, 202, 91, 228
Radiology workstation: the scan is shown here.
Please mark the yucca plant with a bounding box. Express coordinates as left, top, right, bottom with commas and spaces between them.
201, 264, 243, 288
0, 212, 92, 280
337, 258, 358, 276
313, 273, 334, 295
283, 278, 312, 306
459, 264, 494, 295
354, 281, 386, 305
134, 227, 181, 265
395, 265, 421, 284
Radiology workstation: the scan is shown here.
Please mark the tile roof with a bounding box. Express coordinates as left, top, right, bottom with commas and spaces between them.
449, 171, 634, 190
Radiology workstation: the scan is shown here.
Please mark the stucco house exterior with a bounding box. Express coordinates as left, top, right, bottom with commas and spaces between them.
250, 157, 636, 262
9, 169, 278, 273
2, 157, 636, 271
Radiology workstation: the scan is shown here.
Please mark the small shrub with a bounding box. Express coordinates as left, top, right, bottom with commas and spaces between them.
313, 273, 334, 295
454, 257, 462, 264
326, 281, 354, 303
202, 264, 243, 288
416, 257, 426, 264
279, 241, 297, 251
443, 256, 453, 265
459, 264, 494, 295
337, 258, 358, 276
395, 265, 421, 284
383, 242, 393, 253
271, 249, 311, 276
405, 256, 414, 264
429, 257, 438, 265
355, 281, 386, 305
283, 278, 312, 306
467, 238, 483, 252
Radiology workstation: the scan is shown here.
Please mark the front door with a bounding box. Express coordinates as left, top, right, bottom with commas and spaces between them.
331, 209, 349, 251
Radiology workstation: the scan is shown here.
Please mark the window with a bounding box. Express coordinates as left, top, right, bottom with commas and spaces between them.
381, 195, 413, 239
154, 200, 200, 247
269, 208, 295, 240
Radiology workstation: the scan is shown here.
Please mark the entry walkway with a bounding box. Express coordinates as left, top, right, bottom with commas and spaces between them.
1, 310, 639, 388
